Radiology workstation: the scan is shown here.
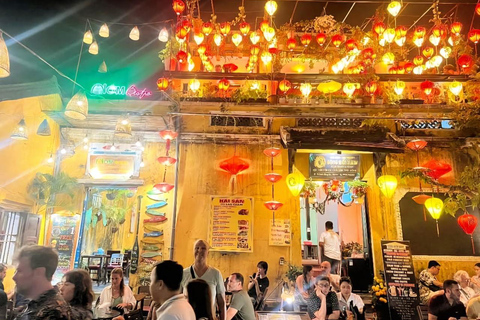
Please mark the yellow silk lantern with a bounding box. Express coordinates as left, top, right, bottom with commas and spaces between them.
189, 79, 201, 92
263, 27, 276, 42
393, 80, 405, 96
232, 33, 243, 47
286, 170, 305, 197
83, 30, 93, 44
317, 81, 342, 94
265, 0, 278, 16
440, 47, 452, 59
194, 33, 205, 45
214, 34, 223, 47
261, 52, 273, 65
425, 197, 444, 236
343, 83, 357, 98
250, 31, 261, 45
129, 26, 140, 41
383, 29, 396, 43
377, 175, 397, 198
387, 1, 402, 17
88, 41, 99, 55
449, 81, 463, 96
382, 52, 395, 65
99, 24, 109, 38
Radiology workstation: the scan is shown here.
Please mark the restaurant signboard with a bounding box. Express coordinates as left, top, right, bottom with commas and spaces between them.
269, 219, 291, 246
381, 240, 420, 320
309, 153, 360, 180
209, 196, 253, 252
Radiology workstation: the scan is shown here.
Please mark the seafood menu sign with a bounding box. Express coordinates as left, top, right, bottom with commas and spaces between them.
381, 240, 420, 320
269, 219, 291, 246
209, 196, 253, 252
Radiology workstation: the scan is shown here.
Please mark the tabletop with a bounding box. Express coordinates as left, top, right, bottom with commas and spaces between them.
93, 308, 121, 320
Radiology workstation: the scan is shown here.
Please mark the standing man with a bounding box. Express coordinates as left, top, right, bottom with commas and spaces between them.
226, 273, 256, 320
247, 261, 269, 305
428, 280, 467, 320
420, 261, 444, 304
181, 240, 226, 320
319, 221, 341, 275
13, 245, 71, 320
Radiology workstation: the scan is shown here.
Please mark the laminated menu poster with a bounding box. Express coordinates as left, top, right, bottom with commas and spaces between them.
209, 196, 254, 252
381, 240, 420, 320
269, 219, 291, 246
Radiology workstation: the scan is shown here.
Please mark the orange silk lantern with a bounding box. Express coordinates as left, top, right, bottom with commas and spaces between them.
476, 4, 480, 15
239, 22, 251, 36
365, 81, 377, 96
220, 22, 231, 36
373, 21, 386, 36
395, 26, 408, 38
300, 34, 312, 47
458, 213, 478, 254
218, 78, 230, 91
279, 80, 292, 93
154, 182, 175, 193
175, 26, 188, 40
287, 38, 296, 51
406, 139, 427, 151
264, 201, 283, 211
420, 81, 434, 96
157, 78, 169, 91
263, 147, 281, 157
264, 173, 282, 183
220, 155, 250, 193
172, 0, 185, 15
202, 22, 213, 36
414, 26, 426, 38
468, 29, 480, 44
345, 39, 358, 51
316, 33, 327, 46
159, 129, 178, 140
450, 22, 463, 36
332, 34, 343, 47
260, 20, 270, 32
413, 55, 424, 66
157, 156, 177, 166
422, 47, 434, 59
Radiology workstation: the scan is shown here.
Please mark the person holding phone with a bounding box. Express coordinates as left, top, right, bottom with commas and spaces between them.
337, 277, 364, 320
247, 261, 269, 305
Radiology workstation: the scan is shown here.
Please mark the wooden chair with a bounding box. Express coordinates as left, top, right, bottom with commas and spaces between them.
138, 285, 152, 317
134, 293, 146, 312
106, 253, 124, 282
87, 255, 104, 285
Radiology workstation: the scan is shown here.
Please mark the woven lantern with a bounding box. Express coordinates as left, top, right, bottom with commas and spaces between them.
114, 118, 132, 137
99, 23, 109, 38
65, 91, 88, 120
129, 26, 140, 41
0, 33, 10, 78
11, 119, 27, 140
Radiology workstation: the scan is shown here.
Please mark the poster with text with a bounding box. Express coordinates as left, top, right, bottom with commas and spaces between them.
269, 219, 291, 246
381, 240, 420, 320
209, 196, 254, 252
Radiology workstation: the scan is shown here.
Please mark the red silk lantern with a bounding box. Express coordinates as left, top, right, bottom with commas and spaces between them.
476, 4, 480, 15
423, 160, 452, 180
220, 22, 231, 36
239, 22, 251, 36
432, 24, 447, 39
300, 34, 312, 47
157, 78, 169, 91
406, 139, 428, 151
422, 47, 434, 59
345, 39, 357, 51
414, 27, 426, 38
250, 45, 260, 56
202, 22, 213, 36
395, 26, 408, 38
176, 26, 188, 40
413, 55, 424, 66
220, 155, 249, 175
373, 21, 386, 35
157, 156, 177, 166
421, 81, 434, 95
332, 34, 343, 47
159, 129, 178, 140
361, 48, 375, 59
365, 81, 377, 96
388, 66, 397, 74
263, 147, 281, 157
279, 80, 292, 93
218, 78, 230, 91
458, 213, 478, 254
287, 38, 296, 51
404, 62, 414, 73
316, 33, 327, 46
172, 0, 185, 15
264, 201, 283, 211
450, 22, 463, 35
154, 182, 175, 193
468, 29, 480, 44
264, 173, 282, 183
176, 50, 188, 63
458, 54, 474, 69
181, 19, 192, 33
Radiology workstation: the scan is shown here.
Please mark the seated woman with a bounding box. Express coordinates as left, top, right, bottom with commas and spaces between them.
454, 270, 476, 306
187, 279, 214, 320
471, 263, 480, 294
336, 277, 364, 320
307, 276, 340, 320
295, 266, 315, 311
99, 268, 136, 314
61, 269, 95, 320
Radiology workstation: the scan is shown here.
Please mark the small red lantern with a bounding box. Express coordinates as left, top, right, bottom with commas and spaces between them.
458, 213, 478, 254
220, 22, 231, 36
159, 129, 178, 140
172, 0, 185, 15
406, 139, 428, 151
421, 81, 434, 96
202, 22, 213, 36
450, 22, 463, 35
287, 38, 297, 51
154, 182, 175, 193
157, 78, 169, 91
345, 39, 357, 51
181, 19, 192, 33
176, 50, 188, 63
388, 66, 397, 74
414, 26, 426, 38
279, 80, 292, 93
476, 4, 480, 15
239, 22, 251, 36
404, 62, 414, 73
220, 155, 249, 175
176, 26, 188, 40
264, 201, 283, 211
432, 24, 447, 39
332, 34, 343, 47
157, 156, 177, 166
423, 160, 452, 180
422, 47, 434, 59
468, 29, 480, 44
395, 26, 408, 38
316, 33, 327, 46
260, 20, 270, 32
263, 147, 281, 157
264, 173, 282, 183
218, 78, 230, 91
365, 81, 377, 96
300, 34, 312, 47
396, 66, 405, 74
361, 48, 375, 59
458, 54, 474, 69
373, 21, 386, 36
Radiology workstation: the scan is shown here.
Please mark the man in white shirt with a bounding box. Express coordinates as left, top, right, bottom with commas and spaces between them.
150, 260, 196, 320
319, 221, 341, 275
319, 261, 340, 292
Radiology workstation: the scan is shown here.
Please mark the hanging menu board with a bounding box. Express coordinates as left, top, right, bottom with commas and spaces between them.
269, 219, 291, 246
309, 154, 360, 180
381, 240, 420, 320
47, 214, 81, 284
209, 196, 254, 252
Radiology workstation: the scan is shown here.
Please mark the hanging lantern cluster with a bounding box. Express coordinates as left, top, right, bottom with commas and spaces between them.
263, 146, 283, 221
154, 128, 178, 194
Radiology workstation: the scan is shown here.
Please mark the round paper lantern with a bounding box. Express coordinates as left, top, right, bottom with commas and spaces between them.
387, 1, 401, 16
202, 22, 213, 36
383, 29, 396, 43
218, 78, 230, 91
157, 78, 169, 91
239, 22, 251, 36
263, 147, 281, 157
421, 81, 434, 96
429, 34, 441, 46
172, 0, 185, 15
395, 36, 406, 47
425, 197, 443, 220
345, 39, 358, 51
264, 201, 283, 211
316, 33, 327, 46
458, 54, 473, 69
300, 34, 312, 47
432, 24, 447, 39
232, 33, 243, 47
154, 182, 175, 193
449, 81, 463, 96
264, 173, 282, 183
287, 38, 297, 51
423, 160, 452, 180
403, 62, 414, 73
261, 52, 273, 65
450, 22, 463, 35
219, 22, 231, 36
413, 36, 425, 47
406, 139, 427, 151
332, 34, 343, 47
413, 55, 424, 66
373, 21, 386, 35
286, 171, 305, 197
175, 26, 188, 40
469, 29, 480, 44
382, 52, 395, 65
377, 175, 397, 198
265, 0, 278, 16
194, 33, 204, 45
176, 50, 188, 63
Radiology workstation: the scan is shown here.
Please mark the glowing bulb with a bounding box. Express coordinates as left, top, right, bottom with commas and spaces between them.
135, 139, 142, 147
129, 26, 140, 41
449, 81, 463, 96
99, 24, 109, 38
111, 144, 116, 151
300, 83, 312, 97
47, 155, 54, 163
88, 41, 99, 55
83, 136, 89, 143
60, 148, 67, 155
189, 79, 201, 92
194, 33, 204, 45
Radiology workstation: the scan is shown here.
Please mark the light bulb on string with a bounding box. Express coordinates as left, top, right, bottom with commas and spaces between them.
83, 30, 93, 44
88, 41, 98, 55
99, 24, 109, 37
83, 135, 89, 143
129, 26, 140, 41
111, 143, 116, 151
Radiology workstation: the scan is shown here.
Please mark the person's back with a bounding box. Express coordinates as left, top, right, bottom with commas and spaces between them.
187, 279, 214, 320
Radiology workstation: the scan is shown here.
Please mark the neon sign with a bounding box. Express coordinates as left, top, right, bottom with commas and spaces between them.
90, 83, 152, 99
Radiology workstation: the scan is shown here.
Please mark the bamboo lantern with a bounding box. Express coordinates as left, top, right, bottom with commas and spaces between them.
11, 119, 27, 140
65, 91, 88, 120
99, 24, 109, 38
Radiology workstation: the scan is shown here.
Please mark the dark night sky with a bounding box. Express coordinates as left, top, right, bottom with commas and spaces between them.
0, 0, 478, 96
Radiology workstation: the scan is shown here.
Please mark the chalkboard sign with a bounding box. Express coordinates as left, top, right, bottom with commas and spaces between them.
47, 215, 80, 283
399, 192, 480, 256
381, 240, 420, 320
309, 154, 360, 180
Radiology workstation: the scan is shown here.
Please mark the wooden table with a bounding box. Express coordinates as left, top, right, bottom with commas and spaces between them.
81, 254, 109, 284
93, 308, 121, 320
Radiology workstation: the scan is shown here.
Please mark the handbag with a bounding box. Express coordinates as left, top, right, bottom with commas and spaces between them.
350, 301, 365, 320
124, 309, 143, 320
420, 280, 441, 292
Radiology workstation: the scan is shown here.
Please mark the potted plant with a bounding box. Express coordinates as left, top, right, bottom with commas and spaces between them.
353, 89, 364, 104
301, 178, 318, 204
370, 273, 388, 319
342, 241, 363, 258
310, 90, 324, 104
285, 264, 303, 285
347, 179, 369, 203
286, 88, 302, 104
